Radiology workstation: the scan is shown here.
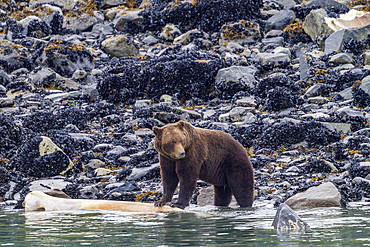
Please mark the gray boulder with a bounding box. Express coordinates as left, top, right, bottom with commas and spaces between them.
285, 182, 341, 209
265, 10, 295, 32
101, 34, 139, 57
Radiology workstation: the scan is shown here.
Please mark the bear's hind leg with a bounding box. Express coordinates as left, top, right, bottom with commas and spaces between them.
227, 171, 254, 207
214, 185, 232, 206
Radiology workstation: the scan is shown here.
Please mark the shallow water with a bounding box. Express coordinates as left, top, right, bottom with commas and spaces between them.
0, 201, 369, 247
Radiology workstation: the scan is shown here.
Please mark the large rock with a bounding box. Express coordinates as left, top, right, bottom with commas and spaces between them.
101, 34, 139, 57
8, 136, 74, 178
272, 203, 310, 233
98, 49, 225, 104
139, 0, 262, 32
197, 186, 238, 207
303, 8, 333, 41
215, 65, 256, 99
265, 10, 295, 32
285, 182, 341, 209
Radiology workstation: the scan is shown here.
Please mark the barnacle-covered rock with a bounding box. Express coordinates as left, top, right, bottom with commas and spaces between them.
97, 49, 225, 104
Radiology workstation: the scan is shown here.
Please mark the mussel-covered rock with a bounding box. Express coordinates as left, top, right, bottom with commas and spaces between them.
97, 49, 225, 104
139, 0, 262, 33
7, 136, 74, 178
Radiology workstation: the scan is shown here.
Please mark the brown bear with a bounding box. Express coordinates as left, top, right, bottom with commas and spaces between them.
152, 120, 254, 209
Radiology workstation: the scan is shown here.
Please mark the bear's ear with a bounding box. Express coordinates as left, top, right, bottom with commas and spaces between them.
178, 120, 190, 129
152, 126, 162, 135
178, 120, 186, 128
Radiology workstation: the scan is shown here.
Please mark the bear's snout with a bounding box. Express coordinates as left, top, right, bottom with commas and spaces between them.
173, 150, 185, 159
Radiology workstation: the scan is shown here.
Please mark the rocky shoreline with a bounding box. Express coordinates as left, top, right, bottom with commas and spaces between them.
1, 0, 370, 211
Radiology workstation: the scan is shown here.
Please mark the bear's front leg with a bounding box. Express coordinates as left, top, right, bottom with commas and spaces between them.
155, 155, 179, 207
174, 178, 197, 209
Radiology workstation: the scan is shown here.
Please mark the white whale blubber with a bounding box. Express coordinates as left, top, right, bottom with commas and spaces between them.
24, 191, 184, 213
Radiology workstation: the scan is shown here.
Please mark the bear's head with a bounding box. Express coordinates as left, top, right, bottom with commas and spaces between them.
152, 121, 192, 160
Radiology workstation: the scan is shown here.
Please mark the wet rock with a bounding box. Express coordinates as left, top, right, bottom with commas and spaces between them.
215, 66, 256, 99
64, 13, 98, 33
265, 10, 295, 32
18, 16, 51, 38
303, 8, 333, 41
9, 136, 74, 178
329, 53, 353, 65
285, 182, 341, 209
261, 37, 284, 47
272, 203, 310, 233
229, 107, 252, 122
102, 34, 139, 58
98, 49, 225, 104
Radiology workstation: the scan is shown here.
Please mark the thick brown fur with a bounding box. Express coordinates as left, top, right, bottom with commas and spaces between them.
152, 120, 254, 209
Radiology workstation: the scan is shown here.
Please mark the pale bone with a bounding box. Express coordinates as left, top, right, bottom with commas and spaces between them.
24, 191, 184, 213
325, 10, 370, 32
